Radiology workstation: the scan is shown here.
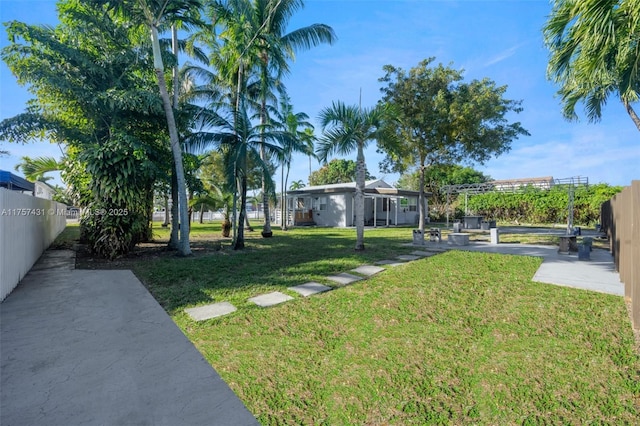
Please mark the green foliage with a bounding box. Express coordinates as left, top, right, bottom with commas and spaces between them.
309, 158, 374, 186
544, 0, 640, 129
467, 184, 623, 225
1, 0, 166, 258
397, 164, 490, 220
377, 58, 529, 173
80, 137, 154, 259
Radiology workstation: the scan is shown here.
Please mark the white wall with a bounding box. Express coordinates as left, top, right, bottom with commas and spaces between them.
0, 189, 67, 301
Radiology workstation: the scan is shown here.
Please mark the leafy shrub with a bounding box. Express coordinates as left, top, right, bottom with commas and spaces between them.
467, 183, 622, 225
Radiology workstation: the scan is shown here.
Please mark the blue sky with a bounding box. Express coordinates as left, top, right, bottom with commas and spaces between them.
1, 0, 638, 190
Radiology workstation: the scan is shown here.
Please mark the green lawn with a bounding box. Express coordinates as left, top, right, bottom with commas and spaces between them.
125, 223, 639, 424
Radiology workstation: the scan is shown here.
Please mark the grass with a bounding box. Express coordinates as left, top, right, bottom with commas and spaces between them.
53, 222, 640, 423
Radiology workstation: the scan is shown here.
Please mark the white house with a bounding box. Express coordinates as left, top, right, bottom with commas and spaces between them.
34, 181, 56, 200
285, 179, 428, 227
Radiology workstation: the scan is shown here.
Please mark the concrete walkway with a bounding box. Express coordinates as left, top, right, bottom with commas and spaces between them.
1, 250, 258, 426
415, 241, 624, 296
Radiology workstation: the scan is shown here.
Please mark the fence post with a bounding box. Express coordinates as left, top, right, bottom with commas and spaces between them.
631, 181, 640, 329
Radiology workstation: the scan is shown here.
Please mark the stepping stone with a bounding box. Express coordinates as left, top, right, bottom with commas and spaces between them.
396, 255, 420, 261
375, 259, 405, 267
411, 250, 438, 257
248, 292, 294, 307
326, 272, 362, 286
289, 282, 332, 297
185, 302, 237, 321
351, 265, 385, 276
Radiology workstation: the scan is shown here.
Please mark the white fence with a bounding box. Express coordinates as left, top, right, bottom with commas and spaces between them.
0, 188, 67, 301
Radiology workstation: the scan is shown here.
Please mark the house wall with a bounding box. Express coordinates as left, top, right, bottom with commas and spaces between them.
372, 197, 424, 225
0, 189, 67, 301
313, 194, 347, 227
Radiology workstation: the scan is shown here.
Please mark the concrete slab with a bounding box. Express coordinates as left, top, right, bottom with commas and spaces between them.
1, 262, 258, 426
289, 282, 332, 297
185, 301, 237, 321
445, 242, 623, 296
326, 272, 363, 286
29, 249, 75, 271
248, 291, 294, 307
375, 260, 405, 267
396, 255, 421, 261
410, 250, 439, 257
351, 265, 385, 276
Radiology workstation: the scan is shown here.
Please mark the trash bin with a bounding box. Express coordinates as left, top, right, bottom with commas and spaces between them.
453, 222, 462, 233
582, 237, 593, 252
578, 243, 590, 260
480, 221, 490, 230
412, 229, 424, 245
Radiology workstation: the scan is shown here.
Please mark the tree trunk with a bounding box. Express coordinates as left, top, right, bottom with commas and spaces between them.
169, 167, 179, 249
283, 159, 291, 231
260, 100, 272, 238
354, 142, 366, 251
623, 100, 640, 132
162, 192, 169, 227
418, 162, 427, 241
281, 162, 287, 230
151, 25, 190, 256
234, 175, 247, 250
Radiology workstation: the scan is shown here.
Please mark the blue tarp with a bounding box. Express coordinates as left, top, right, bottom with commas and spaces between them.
0, 170, 35, 192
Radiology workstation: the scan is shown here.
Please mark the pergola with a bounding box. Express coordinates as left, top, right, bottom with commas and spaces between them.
441, 176, 589, 232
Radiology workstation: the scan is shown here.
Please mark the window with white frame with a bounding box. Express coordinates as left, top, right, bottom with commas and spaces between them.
313, 196, 327, 211
400, 197, 417, 211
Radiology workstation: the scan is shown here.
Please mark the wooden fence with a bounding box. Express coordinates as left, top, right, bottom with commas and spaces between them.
600, 180, 640, 330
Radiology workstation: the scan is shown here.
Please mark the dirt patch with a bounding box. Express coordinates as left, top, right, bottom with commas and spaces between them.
74, 240, 225, 270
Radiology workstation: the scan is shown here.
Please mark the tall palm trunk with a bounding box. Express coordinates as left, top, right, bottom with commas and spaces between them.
260, 137, 272, 237
234, 174, 247, 250
624, 100, 640, 132
280, 162, 287, 230
151, 25, 191, 256
169, 167, 179, 248
354, 142, 366, 251
168, 26, 180, 248
417, 161, 427, 245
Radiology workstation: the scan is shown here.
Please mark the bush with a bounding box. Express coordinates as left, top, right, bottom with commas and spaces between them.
467, 184, 622, 225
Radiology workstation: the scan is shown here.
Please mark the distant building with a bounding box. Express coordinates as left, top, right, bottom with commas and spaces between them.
34, 181, 56, 200
490, 176, 555, 191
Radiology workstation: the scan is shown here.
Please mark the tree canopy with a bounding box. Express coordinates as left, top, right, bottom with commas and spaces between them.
396, 164, 491, 220
309, 159, 374, 186
377, 58, 529, 237
544, 0, 640, 131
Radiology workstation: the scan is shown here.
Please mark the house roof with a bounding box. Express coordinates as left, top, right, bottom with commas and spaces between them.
0, 170, 34, 192
288, 179, 428, 198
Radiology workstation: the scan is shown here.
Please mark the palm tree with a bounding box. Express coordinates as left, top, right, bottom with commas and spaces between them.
544, 0, 640, 131
102, 0, 203, 256
289, 180, 305, 190
244, 0, 336, 238
317, 101, 386, 251
14, 156, 62, 182
187, 98, 293, 248
271, 94, 313, 230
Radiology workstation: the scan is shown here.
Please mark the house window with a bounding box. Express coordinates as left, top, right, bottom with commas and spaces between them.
313, 196, 327, 211
401, 198, 417, 211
